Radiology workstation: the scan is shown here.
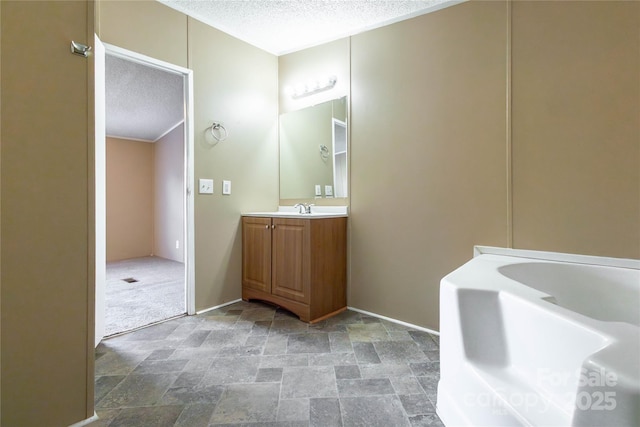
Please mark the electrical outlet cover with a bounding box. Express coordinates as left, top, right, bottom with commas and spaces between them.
324, 185, 333, 197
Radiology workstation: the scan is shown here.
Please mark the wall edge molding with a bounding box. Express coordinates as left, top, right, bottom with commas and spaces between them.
348, 306, 440, 335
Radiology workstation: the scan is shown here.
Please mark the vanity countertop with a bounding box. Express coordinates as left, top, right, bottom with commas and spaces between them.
242, 206, 348, 219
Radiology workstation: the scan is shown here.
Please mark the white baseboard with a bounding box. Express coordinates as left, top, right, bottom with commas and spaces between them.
348, 306, 440, 335
194, 300, 440, 335
196, 298, 243, 315
68, 413, 99, 427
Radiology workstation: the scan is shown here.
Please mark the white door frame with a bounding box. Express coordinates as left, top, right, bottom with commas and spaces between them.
94, 35, 107, 346
102, 43, 196, 318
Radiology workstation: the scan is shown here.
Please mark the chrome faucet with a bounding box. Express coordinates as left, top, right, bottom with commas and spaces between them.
293, 203, 314, 214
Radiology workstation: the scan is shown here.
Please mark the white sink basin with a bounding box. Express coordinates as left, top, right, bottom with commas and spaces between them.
246, 211, 322, 216
243, 206, 348, 218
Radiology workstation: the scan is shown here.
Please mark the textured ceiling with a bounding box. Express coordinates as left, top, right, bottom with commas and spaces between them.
105, 55, 184, 142
159, 0, 458, 55
106, 0, 459, 140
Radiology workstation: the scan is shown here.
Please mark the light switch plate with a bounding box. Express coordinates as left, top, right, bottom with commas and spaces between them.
222, 180, 231, 195
315, 185, 322, 196
324, 185, 333, 197
199, 178, 214, 194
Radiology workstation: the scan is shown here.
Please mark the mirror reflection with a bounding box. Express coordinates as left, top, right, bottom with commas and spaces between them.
280, 96, 348, 200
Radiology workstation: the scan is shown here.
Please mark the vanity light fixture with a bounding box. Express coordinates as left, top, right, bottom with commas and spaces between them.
287, 75, 337, 99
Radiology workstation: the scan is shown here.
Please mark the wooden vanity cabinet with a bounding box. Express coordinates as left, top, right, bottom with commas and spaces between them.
241, 215, 347, 323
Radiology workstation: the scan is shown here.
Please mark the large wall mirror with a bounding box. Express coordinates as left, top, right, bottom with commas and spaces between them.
280, 96, 348, 201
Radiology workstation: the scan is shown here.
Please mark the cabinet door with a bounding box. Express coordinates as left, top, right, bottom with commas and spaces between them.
271, 218, 310, 304
242, 217, 272, 293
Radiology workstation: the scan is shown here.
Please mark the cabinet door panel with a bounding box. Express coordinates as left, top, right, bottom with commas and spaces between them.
242, 217, 272, 293
272, 219, 310, 304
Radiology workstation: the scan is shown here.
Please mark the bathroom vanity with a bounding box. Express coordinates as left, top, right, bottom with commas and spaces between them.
241, 208, 347, 323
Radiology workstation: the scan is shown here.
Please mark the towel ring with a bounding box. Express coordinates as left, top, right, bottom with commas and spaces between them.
319, 144, 330, 161
210, 122, 228, 142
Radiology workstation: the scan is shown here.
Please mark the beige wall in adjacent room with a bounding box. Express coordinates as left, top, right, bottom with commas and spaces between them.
154, 123, 185, 262
99, 1, 279, 311
106, 127, 184, 264
349, 1, 510, 330
511, 0, 640, 259
1, 1, 94, 425
106, 137, 154, 261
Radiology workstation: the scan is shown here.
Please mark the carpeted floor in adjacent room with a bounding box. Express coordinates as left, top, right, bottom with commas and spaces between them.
105, 256, 185, 336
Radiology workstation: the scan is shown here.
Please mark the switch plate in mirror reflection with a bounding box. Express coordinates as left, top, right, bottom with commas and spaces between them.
279, 96, 348, 200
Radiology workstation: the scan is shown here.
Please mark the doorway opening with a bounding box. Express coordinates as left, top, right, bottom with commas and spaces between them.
96, 42, 195, 339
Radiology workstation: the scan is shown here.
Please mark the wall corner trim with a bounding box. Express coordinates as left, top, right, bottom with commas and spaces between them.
68, 412, 99, 427
196, 299, 243, 315
347, 307, 440, 335
505, 0, 513, 249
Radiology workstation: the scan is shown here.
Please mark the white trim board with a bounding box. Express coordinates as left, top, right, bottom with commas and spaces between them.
153, 119, 185, 142
474, 245, 640, 270
102, 314, 187, 340
196, 299, 243, 315
68, 413, 99, 427
107, 120, 187, 143
194, 300, 440, 335
104, 133, 155, 143
104, 43, 191, 76
348, 307, 440, 336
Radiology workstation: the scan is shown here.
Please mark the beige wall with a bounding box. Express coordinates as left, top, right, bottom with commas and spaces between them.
1, 1, 94, 425
99, 1, 279, 311
265, 0, 639, 332
98, 0, 187, 68
154, 123, 185, 262
1, 0, 3, 414
106, 137, 154, 261
188, 18, 278, 310
511, 0, 640, 258
350, 1, 510, 330
349, 0, 637, 330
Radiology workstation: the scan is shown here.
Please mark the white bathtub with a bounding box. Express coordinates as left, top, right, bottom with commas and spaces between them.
436, 246, 640, 427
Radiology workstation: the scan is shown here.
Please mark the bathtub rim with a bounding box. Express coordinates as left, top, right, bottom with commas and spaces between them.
438, 247, 640, 427
474, 246, 640, 270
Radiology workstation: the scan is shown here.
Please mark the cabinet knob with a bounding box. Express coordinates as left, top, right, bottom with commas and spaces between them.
271, 224, 275, 229
265, 225, 269, 229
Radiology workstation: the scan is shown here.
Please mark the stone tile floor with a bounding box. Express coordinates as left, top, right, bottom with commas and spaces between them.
91, 300, 444, 426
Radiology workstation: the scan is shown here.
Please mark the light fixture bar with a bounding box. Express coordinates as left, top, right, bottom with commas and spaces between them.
290, 75, 337, 99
